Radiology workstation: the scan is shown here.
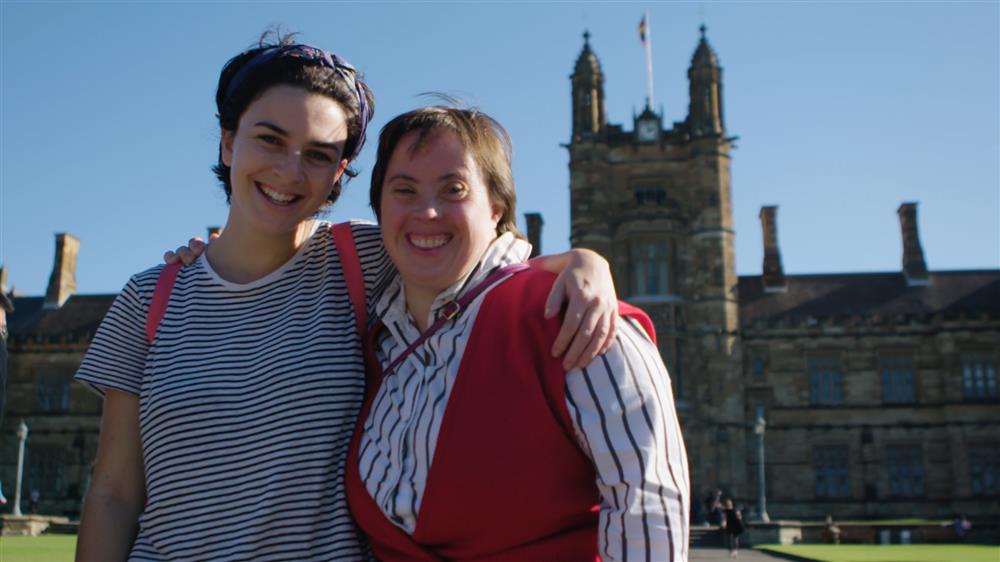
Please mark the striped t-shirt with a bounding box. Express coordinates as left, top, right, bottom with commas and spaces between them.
76, 221, 393, 562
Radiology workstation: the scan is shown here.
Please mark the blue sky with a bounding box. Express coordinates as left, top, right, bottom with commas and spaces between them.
2, 1, 998, 294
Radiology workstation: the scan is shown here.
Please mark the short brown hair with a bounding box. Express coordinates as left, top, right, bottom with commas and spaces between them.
369, 106, 523, 239
213, 31, 375, 206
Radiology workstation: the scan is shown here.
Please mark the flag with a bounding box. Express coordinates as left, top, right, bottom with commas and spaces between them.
639, 16, 647, 45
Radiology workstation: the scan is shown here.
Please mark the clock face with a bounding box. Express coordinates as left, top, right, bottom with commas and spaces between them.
637, 120, 658, 142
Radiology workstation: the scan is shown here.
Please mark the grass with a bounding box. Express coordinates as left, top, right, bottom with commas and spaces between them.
3, 536, 996, 562
0, 535, 76, 562
757, 544, 1000, 562
819, 518, 946, 526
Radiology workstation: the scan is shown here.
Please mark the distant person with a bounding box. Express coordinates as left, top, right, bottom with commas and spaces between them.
952, 514, 972, 541
0, 480, 7, 505
708, 488, 724, 525
825, 514, 841, 544
723, 498, 744, 558
28, 489, 39, 514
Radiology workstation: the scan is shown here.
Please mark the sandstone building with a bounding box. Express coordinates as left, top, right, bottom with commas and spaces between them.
565, 26, 999, 521
1, 27, 998, 522
2, 234, 104, 517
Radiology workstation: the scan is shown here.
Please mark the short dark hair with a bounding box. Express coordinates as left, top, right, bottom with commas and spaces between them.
369, 106, 523, 239
212, 31, 375, 206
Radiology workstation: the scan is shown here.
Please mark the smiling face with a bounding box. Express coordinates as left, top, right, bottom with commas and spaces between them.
380, 129, 503, 303
221, 84, 349, 236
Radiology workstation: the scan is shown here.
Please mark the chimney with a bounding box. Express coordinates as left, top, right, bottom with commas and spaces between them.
759, 206, 787, 293
525, 213, 544, 259
207, 226, 222, 238
44, 233, 80, 309
898, 202, 929, 286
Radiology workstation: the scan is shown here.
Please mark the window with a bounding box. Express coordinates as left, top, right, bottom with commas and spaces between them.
814, 446, 850, 498
36, 370, 72, 413
886, 445, 924, 498
750, 352, 766, 379
969, 445, 999, 496
26, 446, 66, 497
961, 353, 997, 400
808, 356, 843, 405
629, 239, 671, 296
635, 187, 666, 206
881, 354, 916, 404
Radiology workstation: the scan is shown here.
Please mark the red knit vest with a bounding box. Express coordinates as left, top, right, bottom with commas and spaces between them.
345, 269, 655, 561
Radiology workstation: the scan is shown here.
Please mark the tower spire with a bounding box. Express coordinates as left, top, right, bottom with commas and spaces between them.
571, 30, 606, 140
687, 24, 724, 138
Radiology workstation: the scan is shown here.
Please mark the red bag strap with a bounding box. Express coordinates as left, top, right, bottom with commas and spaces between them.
332, 222, 367, 340
381, 262, 530, 378
146, 262, 182, 345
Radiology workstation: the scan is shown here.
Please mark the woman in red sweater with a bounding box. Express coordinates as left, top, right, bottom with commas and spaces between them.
347, 106, 690, 561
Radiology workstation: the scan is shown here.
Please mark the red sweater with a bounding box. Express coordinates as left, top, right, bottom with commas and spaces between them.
345, 269, 654, 561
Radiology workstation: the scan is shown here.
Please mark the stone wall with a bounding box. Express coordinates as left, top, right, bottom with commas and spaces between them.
2, 342, 100, 517
742, 315, 1000, 520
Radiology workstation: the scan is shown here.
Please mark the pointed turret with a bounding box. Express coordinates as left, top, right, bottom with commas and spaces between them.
570, 31, 606, 140
687, 25, 725, 138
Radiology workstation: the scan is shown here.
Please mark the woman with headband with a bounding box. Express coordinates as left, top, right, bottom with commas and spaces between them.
74, 33, 618, 562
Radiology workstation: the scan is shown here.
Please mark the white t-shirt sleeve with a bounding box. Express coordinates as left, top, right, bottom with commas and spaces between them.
75, 267, 160, 397
349, 221, 397, 318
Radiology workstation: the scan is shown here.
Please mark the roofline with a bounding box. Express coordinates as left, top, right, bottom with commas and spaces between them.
738, 268, 1000, 281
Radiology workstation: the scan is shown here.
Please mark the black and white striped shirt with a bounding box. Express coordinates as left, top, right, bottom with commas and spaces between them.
359, 234, 690, 562
76, 221, 393, 562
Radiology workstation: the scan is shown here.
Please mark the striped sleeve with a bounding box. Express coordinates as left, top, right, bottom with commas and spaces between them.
349, 221, 397, 319
75, 266, 161, 396
565, 317, 690, 562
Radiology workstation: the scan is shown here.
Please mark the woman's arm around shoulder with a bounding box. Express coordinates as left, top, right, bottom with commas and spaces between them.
564, 318, 690, 562
530, 248, 618, 370
76, 389, 145, 562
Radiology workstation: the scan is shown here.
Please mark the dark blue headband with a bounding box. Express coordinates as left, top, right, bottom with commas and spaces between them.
224, 44, 370, 161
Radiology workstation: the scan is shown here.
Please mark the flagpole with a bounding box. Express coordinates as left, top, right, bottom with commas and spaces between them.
644, 10, 655, 108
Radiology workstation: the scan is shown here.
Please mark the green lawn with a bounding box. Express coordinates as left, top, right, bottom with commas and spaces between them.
758, 544, 1000, 562
0, 535, 76, 562
824, 518, 946, 526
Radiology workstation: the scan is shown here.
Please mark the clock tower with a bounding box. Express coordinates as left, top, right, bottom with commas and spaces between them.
567, 27, 746, 500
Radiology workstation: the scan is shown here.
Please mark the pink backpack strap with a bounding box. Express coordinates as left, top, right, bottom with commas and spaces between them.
146, 262, 182, 345
331, 222, 367, 340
